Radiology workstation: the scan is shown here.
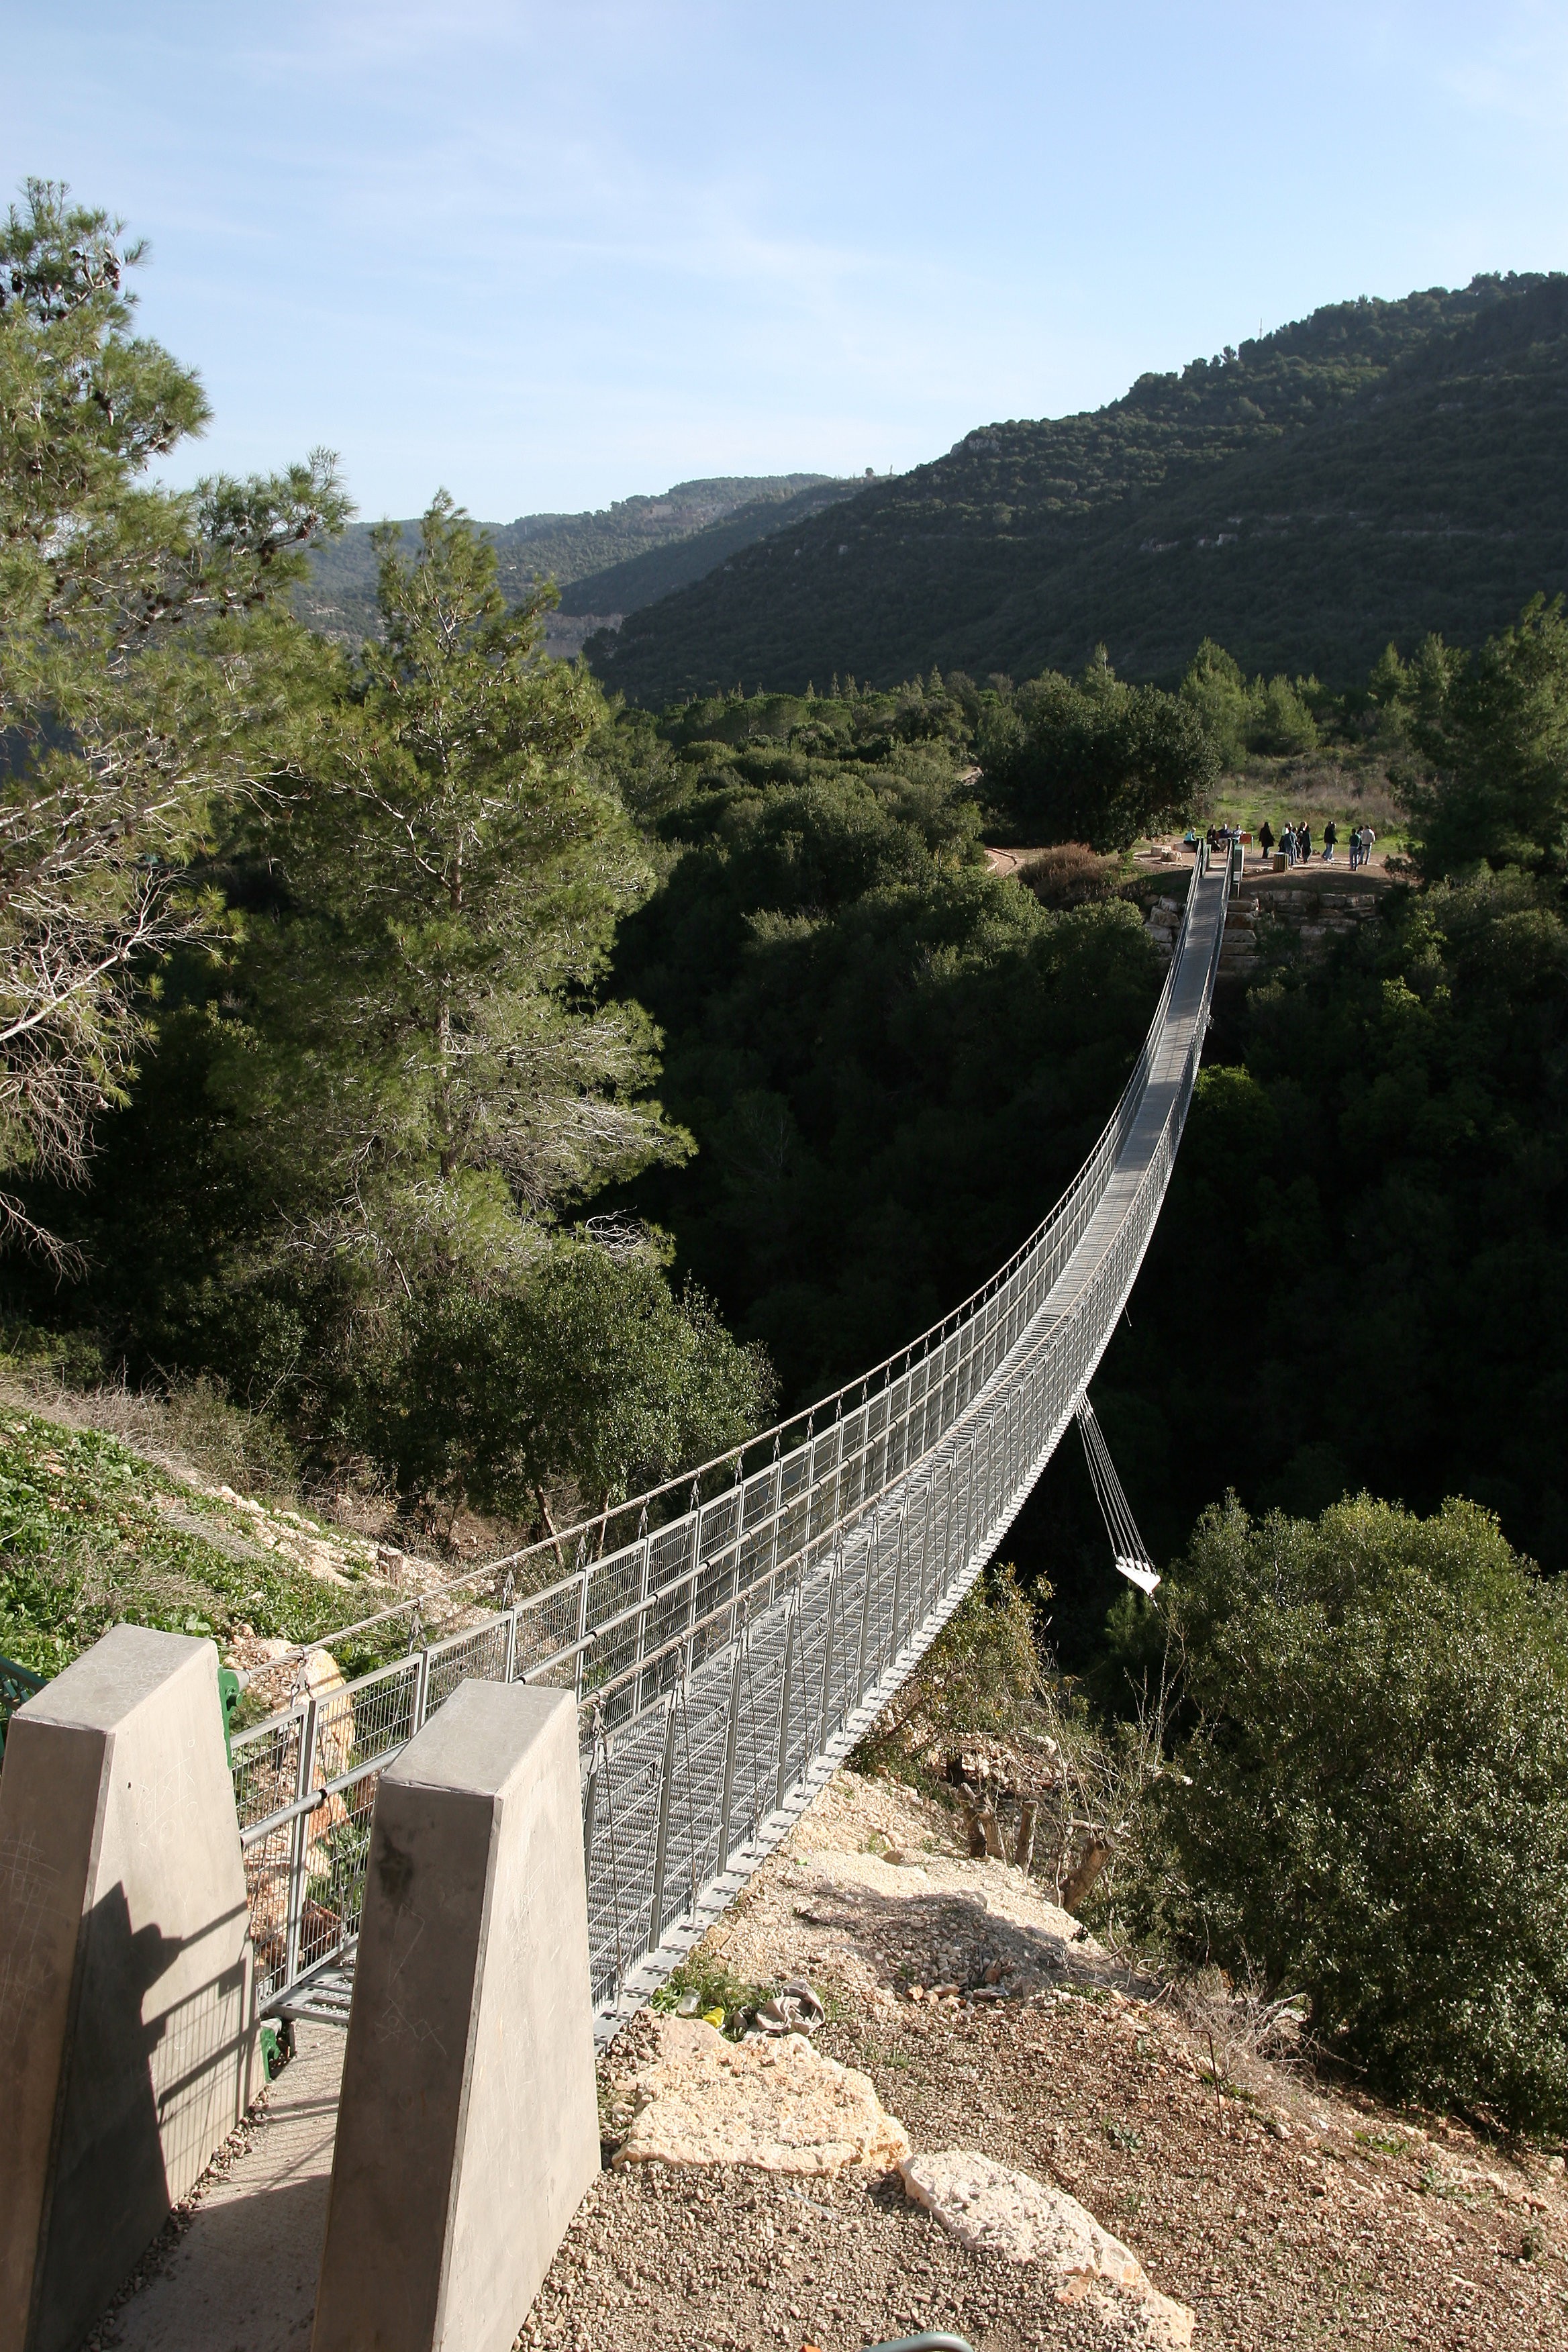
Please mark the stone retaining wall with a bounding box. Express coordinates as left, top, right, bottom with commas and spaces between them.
1144, 879, 1386, 977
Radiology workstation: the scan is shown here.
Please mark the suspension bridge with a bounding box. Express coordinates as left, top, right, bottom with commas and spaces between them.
230, 840, 1238, 2045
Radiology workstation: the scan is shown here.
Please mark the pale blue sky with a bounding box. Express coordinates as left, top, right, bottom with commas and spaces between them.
5, 1, 1567, 522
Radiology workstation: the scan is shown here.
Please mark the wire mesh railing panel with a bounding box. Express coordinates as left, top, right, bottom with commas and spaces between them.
426, 1618, 511, 1715
673, 1685, 731, 1917
513, 1574, 587, 1679
298, 1767, 379, 1971
691, 1494, 742, 1647
588, 1704, 670, 1993
726, 1618, 787, 1855
231, 1707, 306, 1834
342, 1658, 422, 1773
584, 1546, 643, 1642
732, 1471, 781, 1608
697, 1486, 742, 1574
581, 1547, 646, 1708
230, 844, 1234, 2027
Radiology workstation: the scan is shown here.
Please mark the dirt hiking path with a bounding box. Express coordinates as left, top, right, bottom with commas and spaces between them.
541, 1772, 1567, 2352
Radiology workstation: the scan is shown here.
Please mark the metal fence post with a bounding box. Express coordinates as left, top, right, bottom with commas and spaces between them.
718, 1640, 743, 1874
887, 1512, 905, 1667
683, 1502, 701, 1680
774, 1598, 797, 1812
646, 1693, 678, 1955
282, 1692, 320, 1994
573, 1565, 591, 1701
581, 1730, 599, 1876
855, 1516, 877, 1705
922, 1475, 939, 1620
754, 1444, 779, 1613
934, 1461, 956, 1616
818, 1556, 839, 1752
632, 1520, 652, 1715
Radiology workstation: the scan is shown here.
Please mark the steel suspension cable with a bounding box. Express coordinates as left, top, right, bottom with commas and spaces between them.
1075, 1395, 1159, 1594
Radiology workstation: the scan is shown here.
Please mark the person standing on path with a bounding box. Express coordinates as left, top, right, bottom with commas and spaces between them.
1349, 826, 1361, 870
1259, 820, 1275, 861
1298, 822, 1312, 863
1323, 820, 1337, 863
1362, 826, 1377, 866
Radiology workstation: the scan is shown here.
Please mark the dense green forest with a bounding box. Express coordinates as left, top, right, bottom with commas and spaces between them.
299, 471, 859, 642
583, 638, 1568, 1651
601, 678, 1163, 1403
589, 273, 1568, 702
0, 184, 770, 1538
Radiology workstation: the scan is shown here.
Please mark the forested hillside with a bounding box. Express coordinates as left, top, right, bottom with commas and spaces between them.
299, 471, 857, 640
555, 476, 865, 615
587, 624, 1568, 1639
589, 272, 1568, 699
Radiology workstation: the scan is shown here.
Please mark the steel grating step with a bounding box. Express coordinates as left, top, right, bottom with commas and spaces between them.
268, 1953, 356, 2026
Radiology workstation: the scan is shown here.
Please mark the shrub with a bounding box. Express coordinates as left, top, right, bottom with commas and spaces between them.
855, 1562, 1044, 1775
1016, 843, 1124, 911
1157, 1493, 1568, 2133
359, 1240, 773, 1530
978, 656, 1217, 849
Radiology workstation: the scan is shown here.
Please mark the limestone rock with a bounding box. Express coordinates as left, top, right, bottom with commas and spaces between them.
613, 2016, 909, 2178
900, 2148, 1193, 2350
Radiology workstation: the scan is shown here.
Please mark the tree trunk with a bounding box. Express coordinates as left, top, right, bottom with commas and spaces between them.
968, 1802, 1005, 1861
1014, 1798, 1039, 1871
1061, 1836, 1113, 1914
534, 1483, 567, 1571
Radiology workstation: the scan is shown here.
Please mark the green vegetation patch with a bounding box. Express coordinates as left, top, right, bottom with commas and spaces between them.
0, 1408, 374, 1682
1148, 1495, 1568, 2137
650, 1954, 775, 2041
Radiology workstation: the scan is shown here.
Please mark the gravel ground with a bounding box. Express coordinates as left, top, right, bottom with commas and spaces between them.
524, 1773, 1568, 2352
523, 2160, 1169, 2352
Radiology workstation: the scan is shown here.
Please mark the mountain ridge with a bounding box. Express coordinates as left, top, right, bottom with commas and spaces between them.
586, 273, 1568, 698
298, 471, 861, 642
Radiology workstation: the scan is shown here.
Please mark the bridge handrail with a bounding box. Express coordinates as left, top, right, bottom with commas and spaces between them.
230, 840, 1234, 2028
244, 841, 1214, 1675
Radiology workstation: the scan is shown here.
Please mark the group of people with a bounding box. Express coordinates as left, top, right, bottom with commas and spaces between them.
1256, 819, 1376, 869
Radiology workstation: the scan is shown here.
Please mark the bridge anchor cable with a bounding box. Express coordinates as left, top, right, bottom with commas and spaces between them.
1075, 1395, 1159, 1596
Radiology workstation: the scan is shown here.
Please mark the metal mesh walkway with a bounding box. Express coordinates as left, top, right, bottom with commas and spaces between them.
230, 844, 1236, 2039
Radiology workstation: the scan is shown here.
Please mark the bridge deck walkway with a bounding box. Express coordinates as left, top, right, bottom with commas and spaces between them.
1044, 852, 1226, 1324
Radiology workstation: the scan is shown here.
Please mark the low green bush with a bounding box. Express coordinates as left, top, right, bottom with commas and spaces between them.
852, 1562, 1044, 1781
650, 1955, 773, 2041
1155, 1493, 1568, 2134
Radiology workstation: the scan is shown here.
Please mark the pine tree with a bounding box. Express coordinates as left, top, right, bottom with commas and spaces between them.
0, 179, 345, 1259
232, 495, 688, 1288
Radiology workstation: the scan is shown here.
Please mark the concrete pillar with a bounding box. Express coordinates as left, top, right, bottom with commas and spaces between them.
311, 1679, 599, 2352
0, 1625, 260, 2352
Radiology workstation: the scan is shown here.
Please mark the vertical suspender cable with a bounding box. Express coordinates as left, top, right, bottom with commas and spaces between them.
1075, 1395, 1160, 1594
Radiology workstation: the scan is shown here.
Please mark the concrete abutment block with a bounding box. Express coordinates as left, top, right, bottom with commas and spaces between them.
311, 1679, 599, 2352
0, 1625, 260, 2352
